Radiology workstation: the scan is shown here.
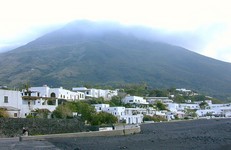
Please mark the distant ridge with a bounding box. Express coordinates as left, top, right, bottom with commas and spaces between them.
0, 20, 231, 101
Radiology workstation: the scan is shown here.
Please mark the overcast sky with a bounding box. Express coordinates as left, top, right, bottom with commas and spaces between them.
0, 0, 231, 63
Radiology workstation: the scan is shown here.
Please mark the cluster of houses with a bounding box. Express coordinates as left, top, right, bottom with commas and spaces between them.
1, 85, 231, 124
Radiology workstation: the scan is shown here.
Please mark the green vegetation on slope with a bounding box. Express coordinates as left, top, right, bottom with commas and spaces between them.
0, 21, 231, 101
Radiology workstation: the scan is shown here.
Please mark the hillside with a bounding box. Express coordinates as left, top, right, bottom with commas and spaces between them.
0, 20, 231, 101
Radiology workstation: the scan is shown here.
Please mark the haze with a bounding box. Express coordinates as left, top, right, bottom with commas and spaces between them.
0, 0, 230, 63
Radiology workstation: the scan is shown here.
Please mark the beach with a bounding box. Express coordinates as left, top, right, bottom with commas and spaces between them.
1, 118, 231, 150
48, 118, 231, 150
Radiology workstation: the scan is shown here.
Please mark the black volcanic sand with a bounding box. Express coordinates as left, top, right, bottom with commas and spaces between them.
48, 119, 231, 150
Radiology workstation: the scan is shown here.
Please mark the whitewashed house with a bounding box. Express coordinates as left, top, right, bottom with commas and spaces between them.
120, 114, 143, 124
29, 85, 85, 100
102, 107, 126, 116
20, 98, 58, 118
0, 89, 21, 118
146, 97, 173, 104
208, 103, 231, 109
178, 103, 200, 111
0, 88, 58, 118
93, 104, 110, 112
196, 109, 219, 117
176, 88, 191, 93
166, 103, 179, 112
207, 103, 231, 117
92, 104, 143, 124
20, 85, 85, 118
122, 96, 149, 105
122, 108, 145, 124
72, 87, 118, 100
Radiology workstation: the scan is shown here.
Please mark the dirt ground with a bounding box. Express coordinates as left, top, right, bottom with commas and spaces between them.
48, 118, 231, 150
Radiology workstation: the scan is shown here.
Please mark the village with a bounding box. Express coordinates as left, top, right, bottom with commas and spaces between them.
1, 85, 231, 125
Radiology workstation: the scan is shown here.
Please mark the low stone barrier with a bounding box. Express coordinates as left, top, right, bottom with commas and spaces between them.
19, 125, 141, 141
0, 118, 85, 138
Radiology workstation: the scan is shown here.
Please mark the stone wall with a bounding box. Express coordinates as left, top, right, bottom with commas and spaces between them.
20, 125, 141, 141
0, 118, 85, 138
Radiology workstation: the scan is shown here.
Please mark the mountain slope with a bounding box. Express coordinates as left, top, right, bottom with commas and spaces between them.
0, 20, 231, 100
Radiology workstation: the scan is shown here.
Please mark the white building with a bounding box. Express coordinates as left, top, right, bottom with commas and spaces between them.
196, 109, 219, 117
92, 104, 143, 124
102, 107, 126, 116
72, 87, 118, 100
20, 97, 58, 118
176, 88, 191, 93
178, 103, 200, 111
20, 85, 87, 118
0, 88, 57, 118
146, 97, 173, 104
166, 103, 179, 112
120, 114, 143, 124
208, 103, 231, 109
0, 89, 21, 118
122, 96, 149, 105
29, 85, 85, 100
93, 104, 110, 112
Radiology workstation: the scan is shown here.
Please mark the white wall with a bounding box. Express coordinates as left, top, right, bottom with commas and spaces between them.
178, 103, 200, 110
93, 104, 110, 112
30, 86, 85, 100
166, 103, 179, 112
72, 87, 118, 100
0, 89, 22, 118
122, 96, 149, 105
121, 114, 143, 124
30, 86, 50, 97
102, 107, 126, 116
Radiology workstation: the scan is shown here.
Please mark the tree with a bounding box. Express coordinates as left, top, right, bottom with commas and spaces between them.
123, 83, 149, 96
192, 95, 206, 101
0, 108, 9, 118
143, 115, 167, 122
91, 112, 117, 125
174, 95, 185, 103
149, 89, 168, 97
34, 109, 51, 118
52, 104, 73, 119
110, 96, 123, 106
199, 102, 208, 109
69, 101, 96, 123
52, 101, 96, 123
87, 97, 105, 104
156, 101, 167, 110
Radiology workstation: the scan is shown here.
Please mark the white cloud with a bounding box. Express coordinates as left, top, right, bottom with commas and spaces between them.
0, 0, 231, 62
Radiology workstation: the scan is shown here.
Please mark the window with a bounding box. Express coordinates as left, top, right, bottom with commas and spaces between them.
51, 93, 56, 98
14, 113, 17, 117
4, 96, 8, 103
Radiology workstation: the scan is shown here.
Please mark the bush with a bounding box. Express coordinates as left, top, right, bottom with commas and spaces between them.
91, 112, 117, 125
34, 109, 51, 118
52, 104, 73, 119
143, 115, 167, 122
52, 101, 96, 123
156, 102, 167, 110
0, 108, 9, 118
